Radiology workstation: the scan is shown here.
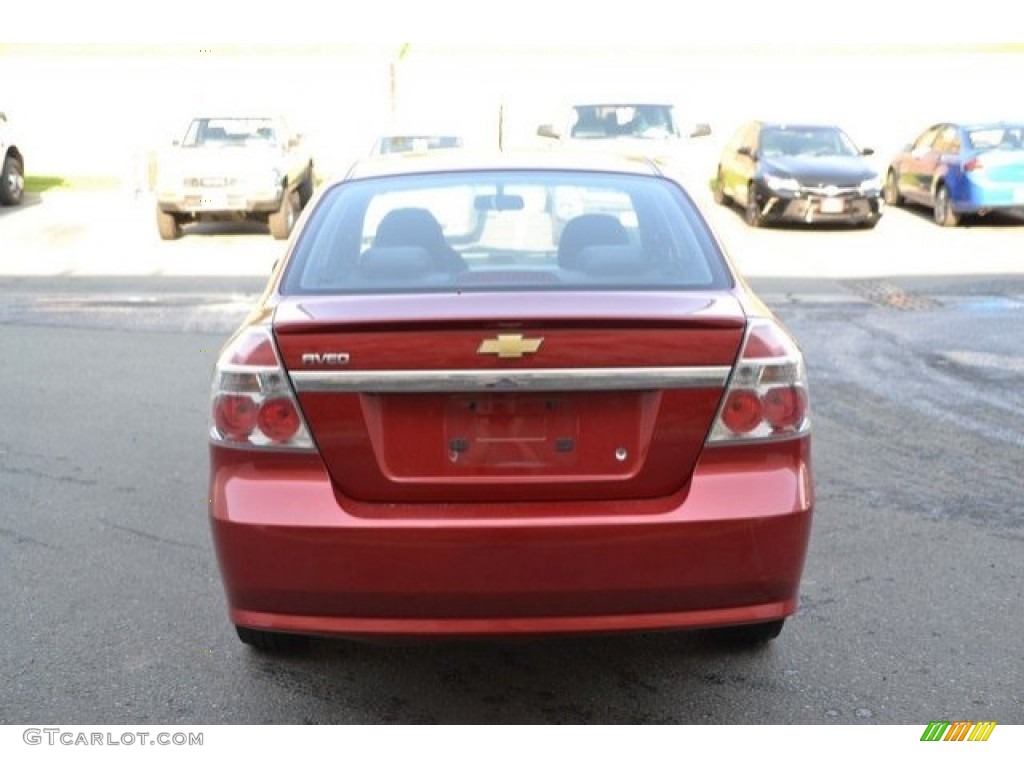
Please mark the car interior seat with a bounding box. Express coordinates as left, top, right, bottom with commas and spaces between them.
372, 207, 467, 274
557, 214, 631, 270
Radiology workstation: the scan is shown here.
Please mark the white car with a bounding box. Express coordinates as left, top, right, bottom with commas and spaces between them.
369, 133, 463, 156
537, 102, 711, 162
0, 111, 25, 206
537, 102, 711, 239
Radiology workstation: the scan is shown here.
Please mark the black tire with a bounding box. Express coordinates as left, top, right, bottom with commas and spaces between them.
710, 619, 785, 647
0, 154, 24, 206
712, 168, 730, 206
297, 166, 314, 208
156, 207, 182, 240
859, 215, 881, 230
268, 190, 297, 240
744, 184, 764, 228
883, 169, 903, 207
933, 184, 959, 227
235, 625, 307, 653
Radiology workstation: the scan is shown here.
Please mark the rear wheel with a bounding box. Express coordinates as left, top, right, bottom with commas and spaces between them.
297, 167, 314, 208
883, 169, 903, 207
933, 184, 959, 227
156, 207, 182, 240
0, 155, 24, 206
269, 190, 297, 239
235, 625, 308, 653
710, 619, 785, 647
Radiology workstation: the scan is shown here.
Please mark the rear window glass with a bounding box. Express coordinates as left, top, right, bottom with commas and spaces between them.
281, 170, 731, 295
967, 125, 1024, 150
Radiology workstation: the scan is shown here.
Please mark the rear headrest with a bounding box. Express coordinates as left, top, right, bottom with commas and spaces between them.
358, 246, 434, 281
374, 207, 448, 250
558, 214, 630, 269
373, 206, 467, 274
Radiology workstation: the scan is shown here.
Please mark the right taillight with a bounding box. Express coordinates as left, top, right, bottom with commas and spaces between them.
707, 318, 810, 444
209, 325, 314, 451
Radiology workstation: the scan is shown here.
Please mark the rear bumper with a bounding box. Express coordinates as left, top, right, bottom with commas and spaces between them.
954, 178, 1024, 213
209, 440, 813, 638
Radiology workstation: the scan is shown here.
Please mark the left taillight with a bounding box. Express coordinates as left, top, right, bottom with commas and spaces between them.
706, 318, 811, 444
209, 325, 314, 451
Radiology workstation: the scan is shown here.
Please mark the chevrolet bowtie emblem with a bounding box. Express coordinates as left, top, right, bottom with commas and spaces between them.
477, 334, 544, 359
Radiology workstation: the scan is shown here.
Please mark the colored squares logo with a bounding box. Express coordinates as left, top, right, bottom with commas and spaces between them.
921, 721, 997, 742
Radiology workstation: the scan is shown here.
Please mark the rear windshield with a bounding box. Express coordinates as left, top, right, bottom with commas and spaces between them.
281, 169, 732, 295
966, 124, 1024, 150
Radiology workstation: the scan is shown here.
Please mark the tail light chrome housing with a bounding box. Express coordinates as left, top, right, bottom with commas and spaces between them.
209, 325, 314, 451
706, 318, 810, 444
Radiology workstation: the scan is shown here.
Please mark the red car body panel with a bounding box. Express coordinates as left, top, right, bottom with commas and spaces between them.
209, 438, 812, 637
273, 291, 746, 504
207, 154, 814, 644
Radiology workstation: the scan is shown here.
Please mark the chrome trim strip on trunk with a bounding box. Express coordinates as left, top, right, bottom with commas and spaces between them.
290, 366, 731, 393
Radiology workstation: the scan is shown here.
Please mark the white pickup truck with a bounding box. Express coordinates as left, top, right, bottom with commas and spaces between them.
154, 115, 315, 240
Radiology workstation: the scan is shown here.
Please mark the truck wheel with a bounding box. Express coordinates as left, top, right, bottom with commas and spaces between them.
297, 167, 314, 208
156, 207, 182, 240
0, 155, 24, 206
269, 190, 297, 240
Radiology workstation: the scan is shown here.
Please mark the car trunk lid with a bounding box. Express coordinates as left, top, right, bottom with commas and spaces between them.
274, 291, 746, 505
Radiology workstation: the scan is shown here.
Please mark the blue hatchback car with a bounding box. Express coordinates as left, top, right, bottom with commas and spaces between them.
884, 122, 1024, 226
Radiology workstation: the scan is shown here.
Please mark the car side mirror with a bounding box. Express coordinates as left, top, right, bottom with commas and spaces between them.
861, 147, 875, 156
537, 124, 560, 140
689, 123, 712, 138
738, 146, 756, 160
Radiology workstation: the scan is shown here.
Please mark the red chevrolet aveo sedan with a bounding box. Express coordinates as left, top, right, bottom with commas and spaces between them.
208, 151, 814, 651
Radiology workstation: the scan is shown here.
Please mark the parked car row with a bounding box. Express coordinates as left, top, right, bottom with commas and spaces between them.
712, 119, 1024, 229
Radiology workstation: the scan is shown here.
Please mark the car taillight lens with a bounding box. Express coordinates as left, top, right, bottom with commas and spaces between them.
209, 326, 314, 451
707, 319, 810, 444
964, 157, 983, 173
